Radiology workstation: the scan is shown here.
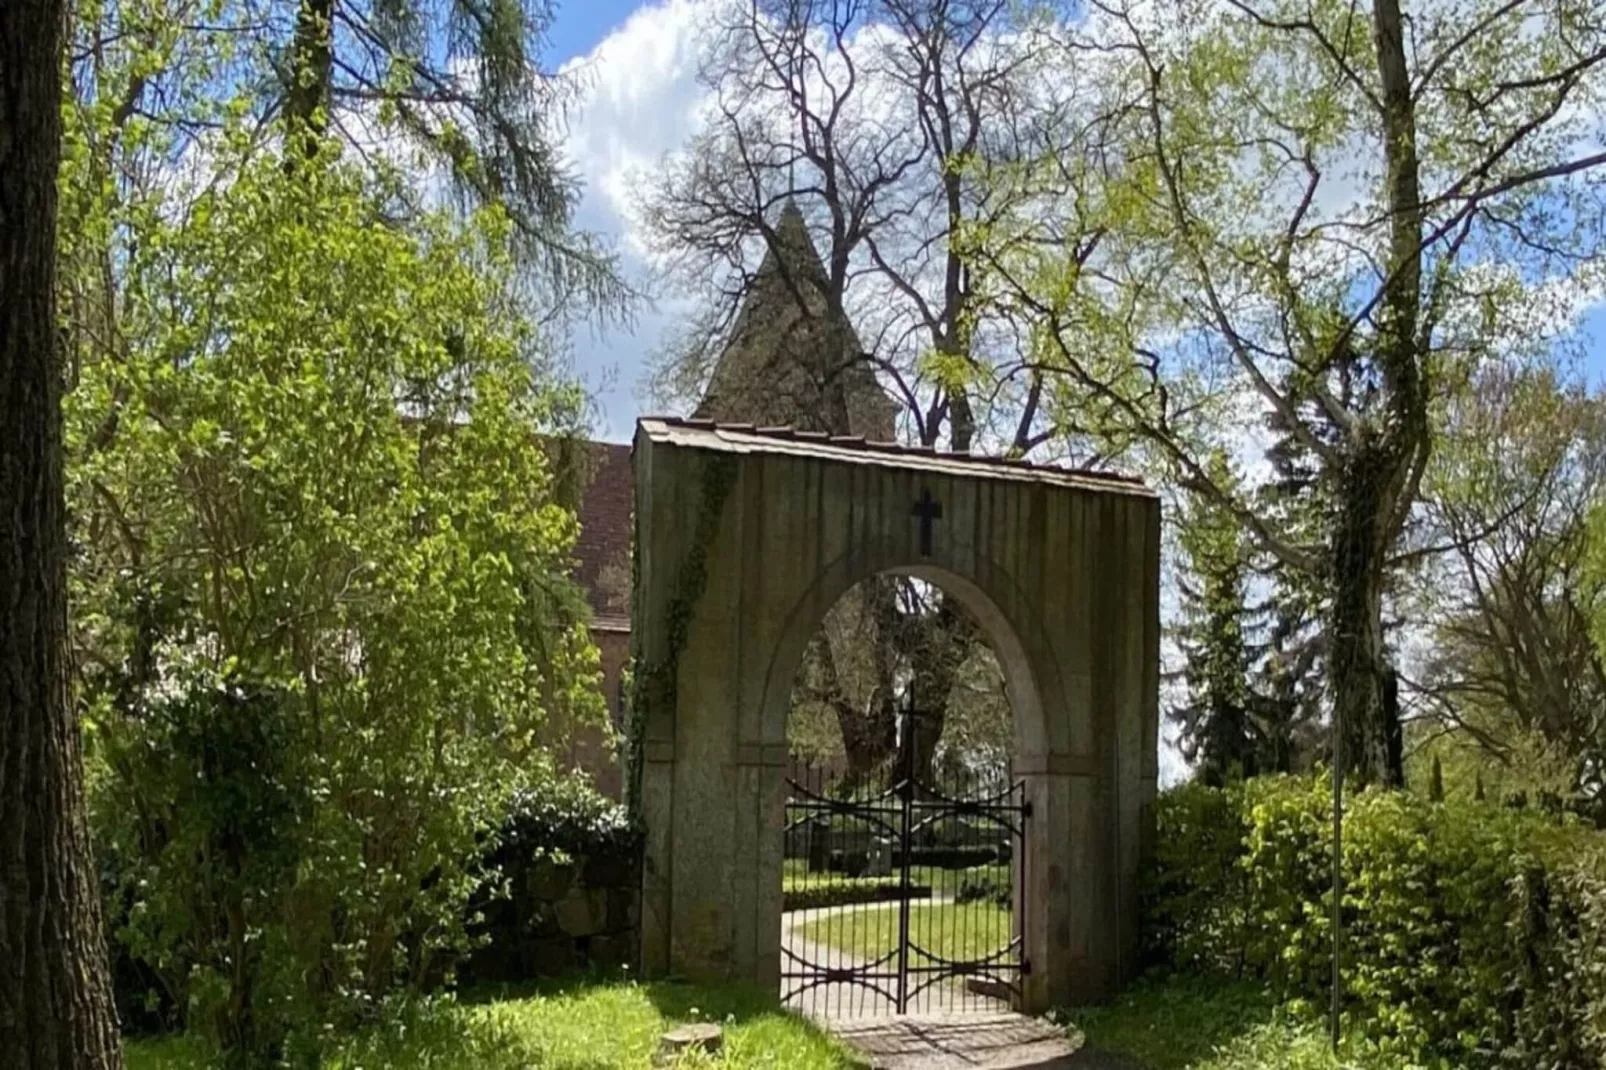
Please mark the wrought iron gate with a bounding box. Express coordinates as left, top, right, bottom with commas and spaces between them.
780, 763, 1030, 1017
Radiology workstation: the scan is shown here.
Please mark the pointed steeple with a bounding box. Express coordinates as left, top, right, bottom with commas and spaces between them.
695, 199, 897, 439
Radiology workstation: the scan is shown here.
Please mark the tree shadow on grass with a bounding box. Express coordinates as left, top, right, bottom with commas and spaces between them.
457, 972, 859, 1069
122, 974, 845, 1070
641, 976, 797, 1022
454, 967, 634, 1006
643, 977, 866, 1069
1063, 976, 1280, 1070
460, 969, 799, 1020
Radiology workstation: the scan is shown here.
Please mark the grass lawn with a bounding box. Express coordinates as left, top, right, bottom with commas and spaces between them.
782, 858, 1009, 893
121, 970, 1421, 1070
792, 899, 1013, 965
1064, 976, 1410, 1070
123, 978, 859, 1070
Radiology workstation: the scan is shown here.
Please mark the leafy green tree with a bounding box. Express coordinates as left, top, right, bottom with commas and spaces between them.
55, 0, 617, 1059
642, 1, 1089, 779
65, 132, 604, 1057
1169, 453, 1326, 782
1410, 361, 1606, 799
987, 0, 1606, 785
68, 0, 627, 322
1247, 581, 1327, 774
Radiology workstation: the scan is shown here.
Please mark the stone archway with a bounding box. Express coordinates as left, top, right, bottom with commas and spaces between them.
630, 417, 1159, 1012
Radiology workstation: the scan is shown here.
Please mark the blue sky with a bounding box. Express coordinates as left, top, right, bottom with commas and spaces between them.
548, 1, 1606, 446
546, 1, 642, 65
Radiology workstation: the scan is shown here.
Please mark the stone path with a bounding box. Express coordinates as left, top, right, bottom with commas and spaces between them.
828, 1013, 1145, 1070
781, 902, 907, 1018
781, 900, 1001, 1018
780, 908, 1144, 1069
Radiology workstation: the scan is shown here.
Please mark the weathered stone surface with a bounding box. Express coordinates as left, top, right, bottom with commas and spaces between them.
526, 900, 561, 939
583, 850, 637, 889
554, 888, 607, 937
606, 886, 637, 931
528, 936, 576, 974
587, 932, 635, 968
529, 860, 576, 901
657, 1023, 723, 1065
633, 418, 1160, 1011
460, 842, 640, 986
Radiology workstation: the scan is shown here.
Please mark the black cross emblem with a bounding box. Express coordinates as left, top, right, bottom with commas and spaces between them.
911, 487, 942, 556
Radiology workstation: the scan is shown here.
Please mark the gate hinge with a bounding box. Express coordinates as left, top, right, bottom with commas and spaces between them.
1022, 801, 1034, 819
1021, 957, 1033, 977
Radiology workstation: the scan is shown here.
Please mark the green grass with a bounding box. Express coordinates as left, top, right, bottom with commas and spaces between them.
124, 979, 860, 1070
1062, 976, 1412, 1070
792, 900, 1013, 965
782, 858, 1009, 893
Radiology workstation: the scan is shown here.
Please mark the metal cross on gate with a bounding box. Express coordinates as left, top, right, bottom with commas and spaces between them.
911, 487, 942, 556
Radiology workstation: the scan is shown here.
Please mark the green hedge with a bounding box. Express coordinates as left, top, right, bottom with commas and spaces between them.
495, 778, 642, 862
1145, 775, 1606, 1067
462, 779, 642, 983
782, 880, 932, 912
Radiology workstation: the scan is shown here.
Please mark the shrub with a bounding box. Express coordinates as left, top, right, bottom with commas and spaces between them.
897, 844, 1008, 869
956, 875, 1012, 910
77, 147, 607, 1064
494, 778, 641, 864
95, 671, 308, 1050
1144, 775, 1606, 1068
782, 881, 933, 912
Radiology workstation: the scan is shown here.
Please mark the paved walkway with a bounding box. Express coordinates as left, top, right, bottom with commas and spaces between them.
828, 1013, 1144, 1070
781, 900, 1000, 1018
781, 907, 1142, 1069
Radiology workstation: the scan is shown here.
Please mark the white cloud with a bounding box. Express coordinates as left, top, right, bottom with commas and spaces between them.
563, 0, 715, 257
559, 0, 721, 439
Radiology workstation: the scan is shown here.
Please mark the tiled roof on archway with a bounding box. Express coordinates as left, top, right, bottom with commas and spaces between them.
638, 416, 1153, 495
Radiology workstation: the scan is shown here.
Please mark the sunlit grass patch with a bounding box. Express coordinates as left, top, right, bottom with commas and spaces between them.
792, 899, 1013, 965
125, 978, 859, 1070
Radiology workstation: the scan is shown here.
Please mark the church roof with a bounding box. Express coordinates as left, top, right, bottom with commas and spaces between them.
637, 416, 1153, 497
694, 199, 898, 440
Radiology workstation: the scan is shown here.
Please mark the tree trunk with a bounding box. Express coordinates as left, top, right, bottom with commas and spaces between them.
833, 580, 902, 785
0, 0, 127, 1063
901, 601, 969, 783
1327, 440, 1404, 788
837, 691, 898, 789
1320, 0, 1423, 790
286, 0, 334, 153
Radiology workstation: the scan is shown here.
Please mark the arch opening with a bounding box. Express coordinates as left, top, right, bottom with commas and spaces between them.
758, 551, 1055, 778
773, 565, 1043, 1018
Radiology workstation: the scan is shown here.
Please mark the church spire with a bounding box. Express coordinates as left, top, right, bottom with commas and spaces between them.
694, 200, 897, 440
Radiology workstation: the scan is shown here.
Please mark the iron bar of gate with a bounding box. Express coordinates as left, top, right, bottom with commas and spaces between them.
896, 770, 913, 1013
780, 759, 1027, 1018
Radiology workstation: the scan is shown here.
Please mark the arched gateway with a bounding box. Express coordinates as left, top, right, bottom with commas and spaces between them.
630, 417, 1159, 1012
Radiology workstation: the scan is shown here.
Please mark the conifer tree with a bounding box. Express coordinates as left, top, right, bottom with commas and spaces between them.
1172, 459, 1258, 784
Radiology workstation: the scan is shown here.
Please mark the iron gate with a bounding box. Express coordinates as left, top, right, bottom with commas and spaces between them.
780, 764, 1030, 1017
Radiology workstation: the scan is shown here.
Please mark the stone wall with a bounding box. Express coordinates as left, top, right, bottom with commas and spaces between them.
463, 839, 640, 981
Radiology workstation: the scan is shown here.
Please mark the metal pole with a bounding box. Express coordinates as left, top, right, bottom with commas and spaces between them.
1330, 720, 1344, 1050
897, 761, 913, 1014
